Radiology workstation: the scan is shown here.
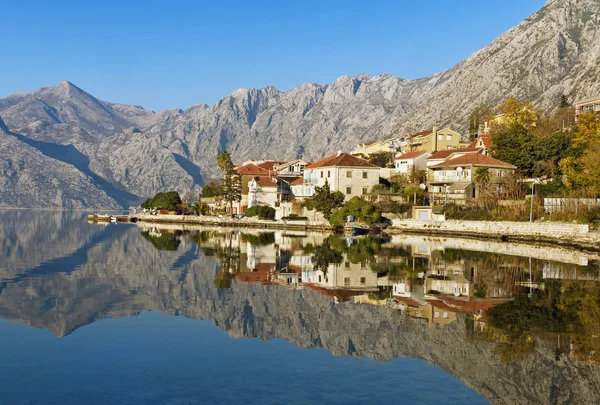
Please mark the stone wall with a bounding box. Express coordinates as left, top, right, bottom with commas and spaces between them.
390, 219, 600, 249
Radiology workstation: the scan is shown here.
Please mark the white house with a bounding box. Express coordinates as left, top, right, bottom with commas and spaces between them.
302, 152, 380, 201
394, 151, 431, 175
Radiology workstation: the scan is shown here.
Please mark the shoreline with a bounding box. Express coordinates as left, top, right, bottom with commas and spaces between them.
88, 213, 600, 252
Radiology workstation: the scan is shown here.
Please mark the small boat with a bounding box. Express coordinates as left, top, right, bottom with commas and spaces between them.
352, 226, 369, 236
110, 216, 118, 223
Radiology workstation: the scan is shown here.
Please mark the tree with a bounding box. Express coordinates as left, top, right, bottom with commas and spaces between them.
141, 191, 182, 210
368, 152, 394, 168
494, 98, 539, 130
302, 180, 345, 219
490, 123, 536, 176
329, 197, 382, 226
192, 200, 210, 215
201, 181, 222, 198
469, 103, 494, 137
559, 94, 570, 109
216, 151, 241, 212
559, 112, 600, 193
475, 167, 492, 204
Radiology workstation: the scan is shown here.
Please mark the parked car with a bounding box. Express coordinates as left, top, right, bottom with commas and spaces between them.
232, 213, 245, 219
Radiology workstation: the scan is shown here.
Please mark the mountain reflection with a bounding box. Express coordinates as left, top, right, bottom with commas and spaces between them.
1, 211, 600, 404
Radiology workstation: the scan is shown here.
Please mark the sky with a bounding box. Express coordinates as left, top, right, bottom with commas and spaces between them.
0, 0, 545, 111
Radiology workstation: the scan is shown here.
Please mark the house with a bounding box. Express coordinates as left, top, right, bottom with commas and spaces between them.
428, 153, 517, 205
469, 134, 492, 154
248, 176, 279, 209
575, 97, 600, 122
350, 140, 394, 157
235, 163, 273, 213
394, 151, 430, 176
426, 148, 483, 171
303, 152, 380, 201
407, 127, 462, 153
273, 159, 310, 177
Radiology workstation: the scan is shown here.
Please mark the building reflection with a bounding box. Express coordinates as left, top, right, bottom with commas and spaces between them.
151, 224, 600, 365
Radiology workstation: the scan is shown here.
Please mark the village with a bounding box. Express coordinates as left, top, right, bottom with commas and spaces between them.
180, 97, 600, 228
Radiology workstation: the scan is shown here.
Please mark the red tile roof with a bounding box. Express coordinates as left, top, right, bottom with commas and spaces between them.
433, 153, 516, 169
393, 296, 422, 307
289, 177, 304, 186
428, 148, 482, 160
469, 135, 493, 149
257, 160, 286, 171
256, 177, 278, 187
304, 284, 366, 302
235, 163, 271, 176
306, 153, 377, 169
396, 151, 427, 160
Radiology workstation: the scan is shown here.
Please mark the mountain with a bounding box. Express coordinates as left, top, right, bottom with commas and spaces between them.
1, 0, 599, 207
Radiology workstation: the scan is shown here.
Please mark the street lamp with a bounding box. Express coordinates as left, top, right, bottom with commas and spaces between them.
529, 181, 536, 223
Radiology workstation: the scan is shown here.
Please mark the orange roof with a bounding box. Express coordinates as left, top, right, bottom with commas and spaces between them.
304, 284, 366, 302
427, 297, 512, 315
236, 163, 271, 176
469, 135, 493, 149
306, 153, 377, 169
428, 148, 481, 160
256, 177, 278, 187
433, 153, 516, 169
257, 161, 286, 170
396, 151, 427, 160
289, 177, 304, 186
393, 296, 422, 307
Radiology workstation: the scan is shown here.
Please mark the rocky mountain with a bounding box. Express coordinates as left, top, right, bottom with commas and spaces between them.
1, 0, 599, 207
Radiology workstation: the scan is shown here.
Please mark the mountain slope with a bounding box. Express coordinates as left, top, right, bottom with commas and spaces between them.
0, 118, 121, 208
0, 0, 599, 206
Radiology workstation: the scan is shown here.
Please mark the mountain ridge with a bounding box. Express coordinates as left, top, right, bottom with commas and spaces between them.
1, 0, 599, 207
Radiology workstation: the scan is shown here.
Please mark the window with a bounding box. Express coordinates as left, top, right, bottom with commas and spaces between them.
360, 277, 366, 285
362, 171, 368, 179
345, 261, 350, 268
346, 187, 352, 195
327, 170, 331, 177
447, 145, 453, 150
346, 170, 352, 178
434, 312, 440, 318
362, 187, 368, 195
318, 275, 322, 283
344, 277, 350, 286
437, 135, 443, 140
443, 312, 448, 318
446, 135, 452, 141
320, 171, 323, 178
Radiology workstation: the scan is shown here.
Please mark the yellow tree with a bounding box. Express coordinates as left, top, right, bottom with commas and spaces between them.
559, 112, 600, 193
492, 98, 540, 132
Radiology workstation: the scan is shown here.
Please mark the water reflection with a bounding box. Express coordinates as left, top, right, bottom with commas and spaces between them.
1, 211, 600, 404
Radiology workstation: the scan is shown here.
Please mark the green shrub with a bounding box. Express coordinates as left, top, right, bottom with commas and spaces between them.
329, 197, 382, 225
444, 204, 493, 221
282, 214, 308, 221
245, 205, 276, 220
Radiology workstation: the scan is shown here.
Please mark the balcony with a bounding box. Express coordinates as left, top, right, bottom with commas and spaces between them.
432, 175, 469, 183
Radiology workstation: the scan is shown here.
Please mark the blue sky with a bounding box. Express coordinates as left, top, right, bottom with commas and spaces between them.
1, 0, 545, 111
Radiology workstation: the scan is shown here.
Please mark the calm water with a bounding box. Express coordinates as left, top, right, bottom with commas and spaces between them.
1, 211, 599, 405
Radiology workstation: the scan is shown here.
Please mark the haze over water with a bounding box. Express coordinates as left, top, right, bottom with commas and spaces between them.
0, 210, 599, 405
